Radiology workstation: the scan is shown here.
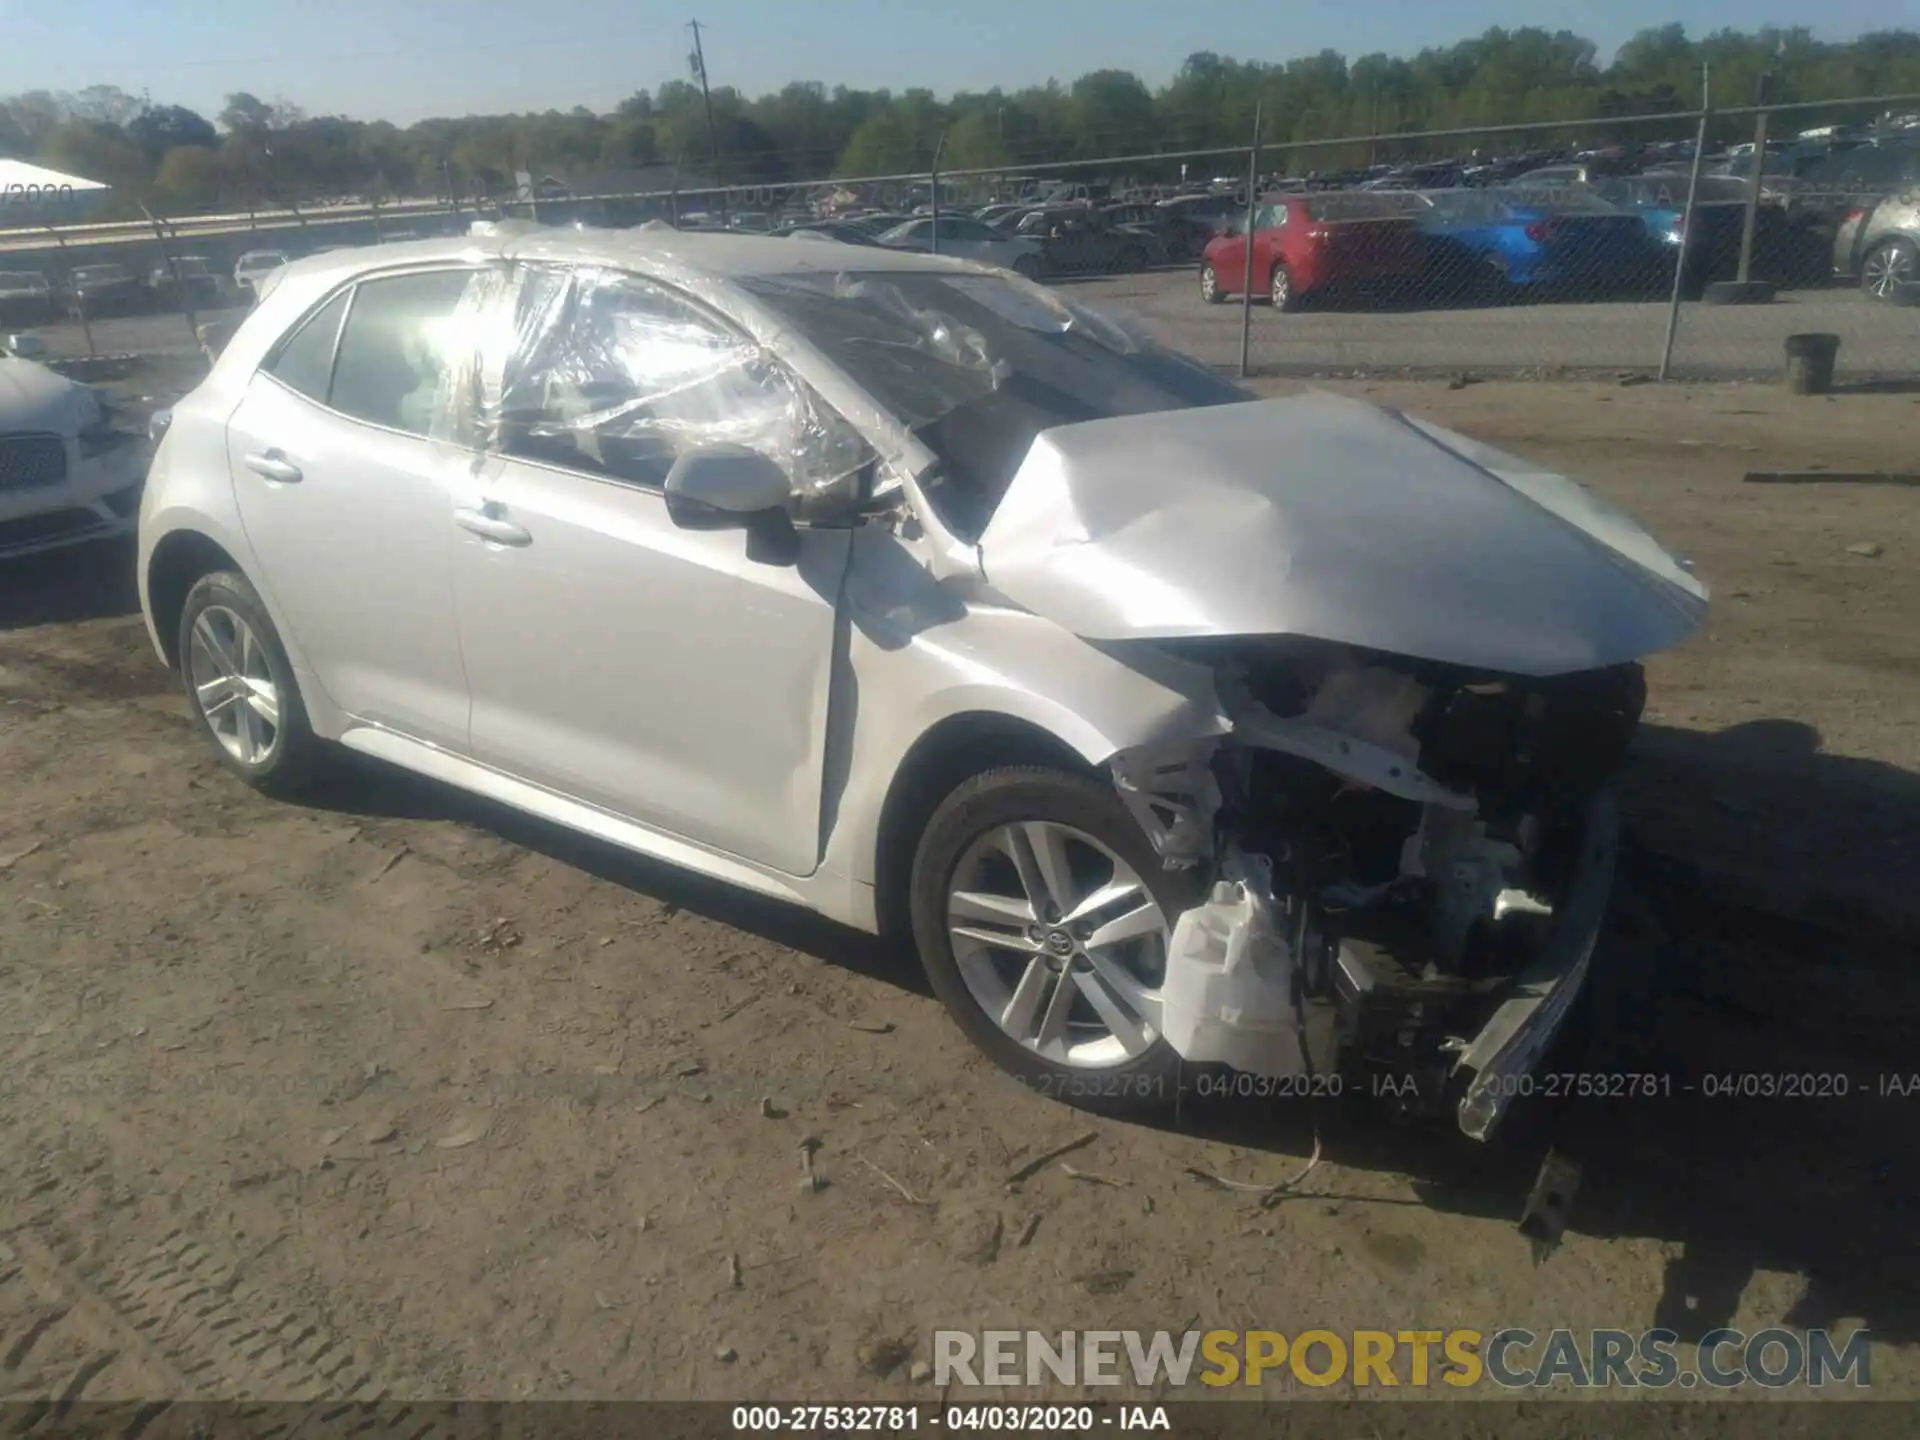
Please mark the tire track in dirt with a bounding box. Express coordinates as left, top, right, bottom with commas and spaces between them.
1, 1224, 480, 1435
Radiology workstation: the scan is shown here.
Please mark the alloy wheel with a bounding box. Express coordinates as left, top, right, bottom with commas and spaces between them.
187, 604, 282, 766
1863, 243, 1914, 299
945, 821, 1171, 1068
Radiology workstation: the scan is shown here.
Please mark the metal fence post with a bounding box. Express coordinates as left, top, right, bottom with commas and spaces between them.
1658, 66, 1713, 382
929, 130, 948, 254
1736, 71, 1774, 284
46, 224, 95, 360
1238, 100, 1262, 380
141, 206, 200, 355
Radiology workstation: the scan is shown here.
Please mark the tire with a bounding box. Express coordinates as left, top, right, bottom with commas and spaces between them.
1199, 263, 1224, 304
177, 570, 323, 798
1269, 263, 1297, 311
1012, 254, 1041, 281
1860, 237, 1917, 300
909, 765, 1204, 1115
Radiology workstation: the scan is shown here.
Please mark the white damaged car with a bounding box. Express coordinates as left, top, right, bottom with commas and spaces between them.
1, 354, 146, 559
136, 232, 1707, 1142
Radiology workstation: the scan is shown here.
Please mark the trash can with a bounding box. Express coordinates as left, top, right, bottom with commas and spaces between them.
1783, 332, 1840, 395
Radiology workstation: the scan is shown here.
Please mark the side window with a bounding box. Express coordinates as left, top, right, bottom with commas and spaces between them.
933, 217, 963, 240
329, 270, 477, 437
495, 268, 869, 501
265, 289, 350, 403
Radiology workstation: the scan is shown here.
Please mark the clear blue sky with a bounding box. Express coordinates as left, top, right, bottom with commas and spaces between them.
8, 0, 1912, 125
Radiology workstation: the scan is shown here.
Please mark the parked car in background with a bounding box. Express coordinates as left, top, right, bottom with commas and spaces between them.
1835, 190, 1920, 298
0, 271, 58, 325
843, 213, 915, 236
67, 264, 144, 316
1589, 175, 1829, 293
0, 354, 146, 560
234, 250, 291, 297
769, 221, 887, 247
1200, 192, 1427, 309
973, 202, 1029, 228
134, 229, 1706, 1149
1014, 207, 1155, 275
146, 255, 226, 311
876, 216, 1043, 275
727, 212, 774, 232
1799, 143, 1920, 297
1099, 203, 1184, 263
1417, 188, 1664, 300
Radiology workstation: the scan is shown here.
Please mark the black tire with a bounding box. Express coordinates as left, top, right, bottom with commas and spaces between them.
1199, 262, 1225, 304
177, 570, 324, 798
1861, 237, 1917, 300
1269, 263, 1298, 312
1012, 254, 1042, 281
909, 765, 1204, 1115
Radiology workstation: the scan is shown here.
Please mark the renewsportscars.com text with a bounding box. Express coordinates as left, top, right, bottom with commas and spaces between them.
934, 1327, 1872, 1390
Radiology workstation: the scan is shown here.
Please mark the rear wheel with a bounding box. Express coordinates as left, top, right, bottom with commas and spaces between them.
178, 571, 324, 797
909, 766, 1202, 1114
1270, 263, 1297, 311
1861, 238, 1916, 300
1199, 263, 1224, 304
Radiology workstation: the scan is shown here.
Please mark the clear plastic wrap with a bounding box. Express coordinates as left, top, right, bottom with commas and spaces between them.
448, 262, 870, 502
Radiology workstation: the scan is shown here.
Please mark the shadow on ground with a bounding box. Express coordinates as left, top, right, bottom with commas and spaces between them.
295, 713, 1920, 1350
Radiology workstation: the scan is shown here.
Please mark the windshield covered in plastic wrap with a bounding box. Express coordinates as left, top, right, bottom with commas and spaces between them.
738, 269, 1248, 539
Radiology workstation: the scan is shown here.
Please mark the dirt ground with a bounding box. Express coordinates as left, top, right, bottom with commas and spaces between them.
1, 376, 1916, 1411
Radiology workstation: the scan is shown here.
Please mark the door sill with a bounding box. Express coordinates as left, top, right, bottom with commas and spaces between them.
336, 725, 813, 907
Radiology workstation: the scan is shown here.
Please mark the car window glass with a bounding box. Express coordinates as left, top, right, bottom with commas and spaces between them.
494, 267, 870, 503
329, 270, 478, 437
265, 289, 350, 403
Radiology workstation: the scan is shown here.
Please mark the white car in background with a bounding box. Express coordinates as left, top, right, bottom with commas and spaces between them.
0, 356, 145, 559
233, 250, 291, 297
876, 216, 1043, 276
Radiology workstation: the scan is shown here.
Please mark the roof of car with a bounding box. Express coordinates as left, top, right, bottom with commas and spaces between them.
268, 227, 983, 295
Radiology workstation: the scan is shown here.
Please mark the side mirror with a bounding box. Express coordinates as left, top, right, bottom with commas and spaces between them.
664, 444, 800, 566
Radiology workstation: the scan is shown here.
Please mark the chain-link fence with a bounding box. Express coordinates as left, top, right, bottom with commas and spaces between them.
3, 89, 1916, 386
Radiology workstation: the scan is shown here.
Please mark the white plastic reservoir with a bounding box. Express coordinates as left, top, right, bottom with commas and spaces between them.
1160, 850, 1306, 1079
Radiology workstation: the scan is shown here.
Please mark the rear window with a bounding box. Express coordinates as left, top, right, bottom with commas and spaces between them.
328, 270, 477, 436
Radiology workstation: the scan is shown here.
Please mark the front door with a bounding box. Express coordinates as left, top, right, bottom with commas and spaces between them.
224, 268, 483, 748
448, 265, 856, 876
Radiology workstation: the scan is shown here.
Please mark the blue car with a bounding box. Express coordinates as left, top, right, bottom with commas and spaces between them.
1417, 187, 1662, 300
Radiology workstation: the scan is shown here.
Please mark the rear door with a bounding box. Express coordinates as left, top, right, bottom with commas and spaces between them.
224, 266, 482, 747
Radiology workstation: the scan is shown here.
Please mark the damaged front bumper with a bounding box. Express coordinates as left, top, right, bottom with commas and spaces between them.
1125, 652, 1636, 1144
1450, 788, 1618, 1140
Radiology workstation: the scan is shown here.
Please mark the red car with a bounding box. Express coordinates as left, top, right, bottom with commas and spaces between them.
1200, 192, 1426, 310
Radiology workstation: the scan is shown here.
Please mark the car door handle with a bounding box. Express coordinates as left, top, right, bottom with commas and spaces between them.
454, 507, 532, 547
243, 450, 302, 484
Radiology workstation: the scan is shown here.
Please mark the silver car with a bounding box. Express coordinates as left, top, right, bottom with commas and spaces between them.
137, 231, 1707, 1141
2, 356, 146, 559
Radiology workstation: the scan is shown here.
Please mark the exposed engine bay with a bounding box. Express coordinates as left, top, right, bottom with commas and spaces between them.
1111, 638, 1643, 1142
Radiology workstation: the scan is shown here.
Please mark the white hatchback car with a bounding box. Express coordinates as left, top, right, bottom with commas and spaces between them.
138, 231, 1706, 1139
1, 356, 145, 559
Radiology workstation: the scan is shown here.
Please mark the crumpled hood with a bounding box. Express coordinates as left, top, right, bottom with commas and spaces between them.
974, 392, 1708, 678
0, 358, 97, 437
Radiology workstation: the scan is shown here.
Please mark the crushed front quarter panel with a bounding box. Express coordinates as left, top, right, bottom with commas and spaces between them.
975, 392, 1708, 678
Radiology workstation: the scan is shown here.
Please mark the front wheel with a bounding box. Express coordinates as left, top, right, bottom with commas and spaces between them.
1199, 262, 1224, 304
1012, 254, 1042, 280
909, 766, 1202, 1114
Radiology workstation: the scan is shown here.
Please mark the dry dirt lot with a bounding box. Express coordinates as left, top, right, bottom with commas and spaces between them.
1, 376, 1917, 1417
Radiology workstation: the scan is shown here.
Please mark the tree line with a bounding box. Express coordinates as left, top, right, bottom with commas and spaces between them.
4, 25, 1918, 220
